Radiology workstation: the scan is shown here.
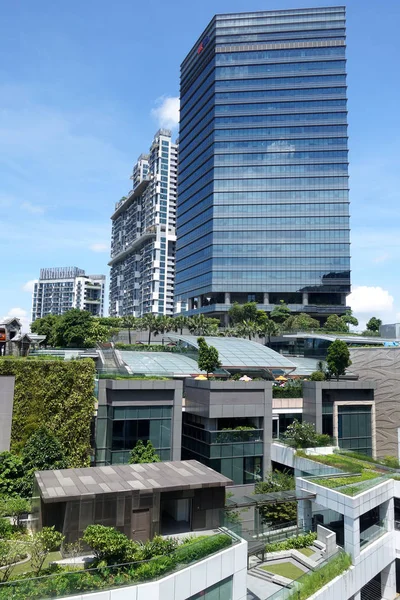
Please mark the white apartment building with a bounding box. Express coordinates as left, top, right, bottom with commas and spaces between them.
32, 267, 105, 321
109, 129, 178, 317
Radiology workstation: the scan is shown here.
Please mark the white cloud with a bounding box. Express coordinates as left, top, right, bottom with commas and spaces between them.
2, 307, 30, 332
151, 96, 179, 129
348, 286, 394, 314
21, 201, 45, 214
22, 279, 37, 293
89, 243, 109, 253
347, 285, 398, 331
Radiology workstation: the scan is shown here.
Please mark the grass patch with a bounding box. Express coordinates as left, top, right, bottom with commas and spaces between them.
262, 561, 305, 580
10, 551, 62, 577
298, 548, 314, 557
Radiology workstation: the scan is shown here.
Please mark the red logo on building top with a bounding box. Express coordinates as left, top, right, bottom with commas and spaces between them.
197, 35, 210, 55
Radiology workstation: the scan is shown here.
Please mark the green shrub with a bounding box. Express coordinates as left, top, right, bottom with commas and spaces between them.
0, 518, 12, 539
137, 535, 178, 560
310, 371, 325, 381
273, 384, 303, 398
265, 532, 317, 553
83, 525, 135, 565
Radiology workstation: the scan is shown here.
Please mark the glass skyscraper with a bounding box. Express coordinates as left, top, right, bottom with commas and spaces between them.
175, 6, 350, 324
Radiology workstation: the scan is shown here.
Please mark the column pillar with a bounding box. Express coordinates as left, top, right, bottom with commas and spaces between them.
188, 298, 193, 311
263, 292, 269, 305
197, 296, 202, 308
381, 560, 396, 600
344, 514, 360, 562
224, 292, 231, 305
298, 499, 312, 532
302, 292, 309, 305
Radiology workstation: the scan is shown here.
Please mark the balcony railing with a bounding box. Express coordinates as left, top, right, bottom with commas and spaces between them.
360, 520, 386, 549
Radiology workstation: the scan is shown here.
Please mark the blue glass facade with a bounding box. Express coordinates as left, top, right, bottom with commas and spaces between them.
175, 7, 350, 321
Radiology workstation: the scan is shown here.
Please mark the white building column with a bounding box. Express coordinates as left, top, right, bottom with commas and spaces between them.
298, 499, 312, 531
224, 292, 231, 305
344, 514, 360, 562
263, 292, 269, 304
381, 560, 396, 600
302, 292, 309, 305
197, 296, 202, 308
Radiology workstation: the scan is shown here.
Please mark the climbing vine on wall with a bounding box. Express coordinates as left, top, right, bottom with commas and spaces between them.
0, 358, 95, 467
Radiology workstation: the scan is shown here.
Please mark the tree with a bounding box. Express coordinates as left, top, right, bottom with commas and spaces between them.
343, 309, 359, 329
366, 317, 382, 333
234, 319, 260, 341
172, 315, 188, 335
0, 496, 31, 526
122, 315, 137, 344
260, 318, 280, 347
284, 419, 321, 448
141, 313, 159, 345
255, 471, 297, 525
21, 428, 69, 494
84, 320, 110, 346
326, 339, 352, 380
30, 526, 64, 575
156, 316, 173, 343
270, 300, 291, 324
0, 452, 25, 497
83, 525, 133, 565
324, 314, 348, 333
197, 337, 222, 378
283, 313, 320, 332
187, 315, 220, 336
30, 314, 61, 348
129, 440, 160, 464
55, 309, 94, 347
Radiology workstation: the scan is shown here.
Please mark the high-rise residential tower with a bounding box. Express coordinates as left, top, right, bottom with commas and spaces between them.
32, 267, 105, 320
109, 129, 178, 317
175, 6, 350, 324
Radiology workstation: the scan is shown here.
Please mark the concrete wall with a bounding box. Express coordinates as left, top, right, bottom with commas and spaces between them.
47, 537, 248, 600
350, 347, 400, 458
0, 376, 14, 451
184, 380, 273, 475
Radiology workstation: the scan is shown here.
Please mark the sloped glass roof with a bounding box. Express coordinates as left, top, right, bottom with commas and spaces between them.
166, 335, 296, 370
119, 351, 204, 377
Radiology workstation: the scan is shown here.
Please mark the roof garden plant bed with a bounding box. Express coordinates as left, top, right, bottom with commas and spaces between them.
262, 561, 306, 580
311, 471, 380, 494
0, 531, 233, 599
287, 551, 352, 600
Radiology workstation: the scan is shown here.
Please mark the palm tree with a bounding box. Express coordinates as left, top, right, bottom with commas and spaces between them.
187, 314, 220, 336
121, 315, 136, 344
234, 319, 260, 341
172, 315, 188, 335
260, 319, 280, 347
141, 313, 159, 345
155, 316, 173, 345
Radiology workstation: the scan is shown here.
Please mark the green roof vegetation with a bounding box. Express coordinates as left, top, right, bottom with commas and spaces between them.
288, 552, 352, 600
262, 561, 305, 580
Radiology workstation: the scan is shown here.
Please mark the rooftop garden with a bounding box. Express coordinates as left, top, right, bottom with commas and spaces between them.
0, 524, 233, 599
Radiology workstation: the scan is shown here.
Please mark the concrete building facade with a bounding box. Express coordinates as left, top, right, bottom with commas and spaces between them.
32, 267, 105, 320
109, 129, 178, 317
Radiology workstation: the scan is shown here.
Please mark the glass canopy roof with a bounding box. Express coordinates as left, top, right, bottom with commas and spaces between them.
119, 351, 204, 377
166, 335, 296, 370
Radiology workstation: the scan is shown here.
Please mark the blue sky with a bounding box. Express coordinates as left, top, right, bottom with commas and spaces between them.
1, 0, 399, 330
